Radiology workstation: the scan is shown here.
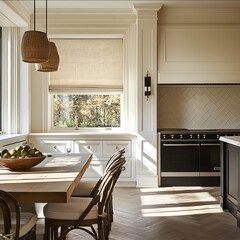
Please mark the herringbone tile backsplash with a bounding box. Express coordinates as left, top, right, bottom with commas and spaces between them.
157, 85, 240, 129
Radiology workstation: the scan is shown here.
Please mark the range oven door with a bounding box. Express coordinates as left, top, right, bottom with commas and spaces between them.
199, 142, 220, 176
161, 141, 200, 176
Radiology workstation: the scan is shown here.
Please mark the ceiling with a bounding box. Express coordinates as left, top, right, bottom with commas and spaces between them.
13, 0, 240, 14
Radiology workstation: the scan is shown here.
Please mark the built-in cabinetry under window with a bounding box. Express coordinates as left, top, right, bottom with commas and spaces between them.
28, 134, 136, 184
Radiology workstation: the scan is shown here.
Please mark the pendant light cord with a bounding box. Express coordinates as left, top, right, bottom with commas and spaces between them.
46, 0, 47, 34
34, 0, 36, 31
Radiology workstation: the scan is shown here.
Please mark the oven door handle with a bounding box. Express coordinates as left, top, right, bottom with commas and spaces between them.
201, 143, 221, 146
162, 143, 200, 147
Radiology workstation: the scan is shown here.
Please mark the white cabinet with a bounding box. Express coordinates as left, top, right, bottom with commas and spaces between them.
75, 140, 133, 180
103, 141, 131, 158
82, 161, 105, 178
28, 134, 136, 183
74, 141, 103, 158
31, 139, 72, 154
1, 140, 27, 151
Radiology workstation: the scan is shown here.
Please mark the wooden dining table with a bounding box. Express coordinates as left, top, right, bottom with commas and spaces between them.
0, 153, 93, 203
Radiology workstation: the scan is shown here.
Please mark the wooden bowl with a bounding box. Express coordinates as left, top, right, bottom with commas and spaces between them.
0, 156, 46, 170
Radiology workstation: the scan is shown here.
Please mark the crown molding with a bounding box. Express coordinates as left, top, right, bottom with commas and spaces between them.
158, 5, 240, 23
132, 3, 162, 20
0, 11, 15, 26
133, 3, 163, 11
31, 8, 136, 27
2, 0, 30, 26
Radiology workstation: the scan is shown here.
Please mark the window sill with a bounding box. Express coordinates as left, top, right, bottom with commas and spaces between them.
29, 132, 137, 139
0, 134, 28, 146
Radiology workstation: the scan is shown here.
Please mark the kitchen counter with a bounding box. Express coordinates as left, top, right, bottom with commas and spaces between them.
219, 137, 240, 227
219, 136, 240, 147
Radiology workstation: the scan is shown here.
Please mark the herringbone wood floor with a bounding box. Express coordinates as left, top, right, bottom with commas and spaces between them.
37, 187, 240, 240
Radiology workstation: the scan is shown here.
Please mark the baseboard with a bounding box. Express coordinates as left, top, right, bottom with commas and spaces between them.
136, 175, 158, 187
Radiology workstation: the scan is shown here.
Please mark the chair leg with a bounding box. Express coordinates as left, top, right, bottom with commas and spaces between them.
110, 195, 113, 223
44, 220, 50, 240
60, 227, 68, 240
53, 226, 58, 240
104, 219, 109, 240
98, 220, 104, 240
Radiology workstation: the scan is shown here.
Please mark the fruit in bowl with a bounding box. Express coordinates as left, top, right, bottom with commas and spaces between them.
0, 145, 46, 170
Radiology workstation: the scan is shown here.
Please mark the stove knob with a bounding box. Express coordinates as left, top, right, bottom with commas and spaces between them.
197, 134, 200, 139
190, 134, 193, 139
217, 134, 220, 139
162, 134, 166, 139
171, 134, 174, 139
203, 134, 206, 139
180, 134, 183, 139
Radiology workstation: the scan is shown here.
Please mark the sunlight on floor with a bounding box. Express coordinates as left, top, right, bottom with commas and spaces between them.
140, 187, 221, 217
142, 204, 222, 217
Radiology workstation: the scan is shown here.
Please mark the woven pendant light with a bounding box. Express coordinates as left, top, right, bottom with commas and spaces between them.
35, 42, 59, 72
21, 0, 49, 63
35, 0, 60, 72
21, 31, 49, 63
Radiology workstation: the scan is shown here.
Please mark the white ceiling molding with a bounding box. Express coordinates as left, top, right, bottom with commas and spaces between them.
30, 8, 136, 31
133, 3, 163, 20
0, 12, 15, 26
158, 6, 240, 24
17, 0, 240, 12
0, 0, 29, 27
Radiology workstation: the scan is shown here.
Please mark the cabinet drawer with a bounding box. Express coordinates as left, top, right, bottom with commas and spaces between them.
119, 161, 132, 178
83, 161, 131, 179
74, 141, 102, 158
40, 140, 72, 154
82, 162, 104, 178
103, 141, 131, 158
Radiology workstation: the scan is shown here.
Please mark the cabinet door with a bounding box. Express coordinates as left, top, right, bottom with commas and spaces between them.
228, 148, 238, 201
103, 141, 131, 158
74, 141, 103, 158
82, 161, 105, 178
119, 161, 132, 178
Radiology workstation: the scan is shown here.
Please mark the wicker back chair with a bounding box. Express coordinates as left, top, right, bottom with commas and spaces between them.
71, 148, 125, 232
0, 190, 37, 240
44, 157, 126, 240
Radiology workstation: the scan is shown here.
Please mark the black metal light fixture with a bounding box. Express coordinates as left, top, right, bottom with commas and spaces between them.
145, 71, 151, 100
35, 0, 60, 72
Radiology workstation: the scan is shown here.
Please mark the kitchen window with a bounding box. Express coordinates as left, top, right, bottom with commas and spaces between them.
49, 38, 123, 130
52, 93, 121, 128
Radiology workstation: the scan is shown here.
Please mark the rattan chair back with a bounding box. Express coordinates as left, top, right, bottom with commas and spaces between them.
78, 158, 125, 222
0, 190, 20, 240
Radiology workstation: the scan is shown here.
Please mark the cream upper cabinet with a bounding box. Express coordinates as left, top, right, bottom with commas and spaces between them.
158, 24, 240, 84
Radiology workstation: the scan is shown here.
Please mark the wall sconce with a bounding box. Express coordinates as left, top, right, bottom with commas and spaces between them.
145, 71, 151, 100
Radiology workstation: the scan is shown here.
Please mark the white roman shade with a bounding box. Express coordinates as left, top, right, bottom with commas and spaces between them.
49, 38, 123, 93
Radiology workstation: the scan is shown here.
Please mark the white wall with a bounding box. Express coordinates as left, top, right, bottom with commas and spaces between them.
30, 9, 137, 133
29, 5, 160, 187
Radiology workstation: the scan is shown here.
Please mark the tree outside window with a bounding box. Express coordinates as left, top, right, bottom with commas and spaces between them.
53, 94, 121, 128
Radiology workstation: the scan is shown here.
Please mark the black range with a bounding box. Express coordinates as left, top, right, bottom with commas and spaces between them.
158, 129, 240, 187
